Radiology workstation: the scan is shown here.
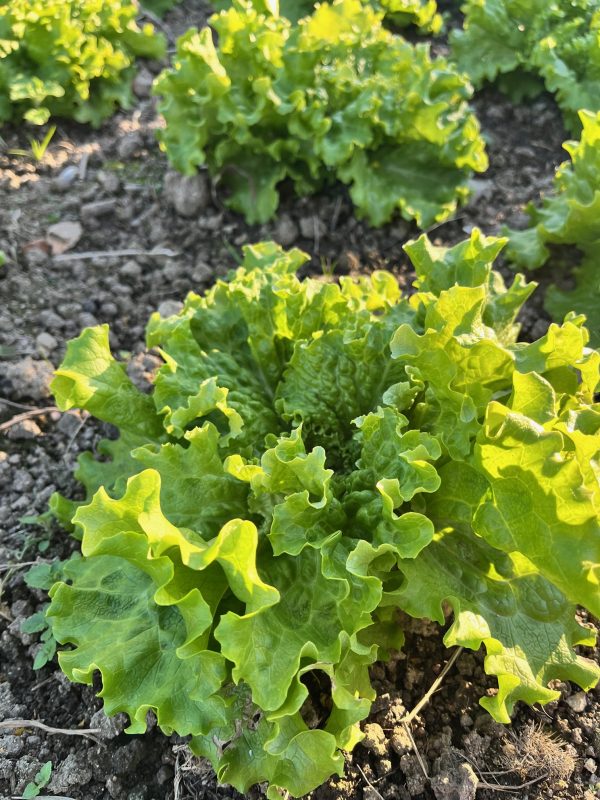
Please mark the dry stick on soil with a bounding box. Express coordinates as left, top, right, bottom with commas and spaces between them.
53, 247, 178, 263
356, 763, 385, 800
0, 406, 58, 434
400, 646, 464, 726
0, 560, 51, 574
0, 719, 101, 742
0, 396, 37, 411
62, 410, 90, 459
477, 774, 550, 793
395, 647, 464, 783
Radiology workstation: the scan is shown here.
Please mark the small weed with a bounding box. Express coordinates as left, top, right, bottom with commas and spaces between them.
9, 125, 57, 163
320, 256, 337, 278
22, 760, 52, 799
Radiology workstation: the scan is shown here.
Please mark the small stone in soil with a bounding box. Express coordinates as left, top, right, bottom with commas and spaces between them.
6, 419, 42, 440
565, 691, 588, 713
53, 164, 79, 192
120, 259, 143, 279
90, 709, 127, 740
98, 170, 121, 194
48, 752, 93, 792
133, 67, 154, 98
163, 170, 210, 218
35, 331, 58, 353
299, 214, 327, 240
119, 132, 145, 160
157, 299, 183, 318
274, 214, 299, 247
80, 198, 116, 220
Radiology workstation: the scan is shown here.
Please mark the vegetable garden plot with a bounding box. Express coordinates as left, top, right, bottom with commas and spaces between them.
0, 0, 599, 798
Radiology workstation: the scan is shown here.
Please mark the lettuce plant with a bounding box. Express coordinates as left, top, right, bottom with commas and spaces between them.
451, 0, 600, 133
0, 0, 165, 126
505, 109, 600, 348
214, 0, 441, 32
154, 0, 486, 227
45, 234, 600, 797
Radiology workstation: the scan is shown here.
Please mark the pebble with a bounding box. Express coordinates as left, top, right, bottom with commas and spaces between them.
274, 214, 299, 247
97, 170, 121, 194
584, 758, 597, 773
48, 753, 93, 793
119, 259, 142, 279
53, 164, 79, 192
81, 199, 116, 220
89, 709, 127, 741
5, 357, 54, 400
78, 312, 99, 328
100, 301, 119, 318
299, 214, 327, 240
566, 691, 588, 713
133, 67, 154, 98
35, 331, 57, 353
117, 132, 144, 160
0, 735, 24, 757
12, 470, 33, 492
163, 170, 210, 218
157, 300, 183, 318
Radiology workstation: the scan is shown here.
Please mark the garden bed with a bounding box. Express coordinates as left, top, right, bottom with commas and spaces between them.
0, 2, 598, 799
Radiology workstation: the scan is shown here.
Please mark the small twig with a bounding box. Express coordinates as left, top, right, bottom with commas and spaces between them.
356, 763, 385, 800
173, 748, 182, 800
0, 396, 37, 411
478, 773, 549, 792
63, 410, 90, 459
402, 723, 429, 780
0, 719, 101, 742
53, 247, 178, 262
0, 560, 51, 574
400, 647, 463, 725
0, 406, 58, 434
31, 674, 56, 692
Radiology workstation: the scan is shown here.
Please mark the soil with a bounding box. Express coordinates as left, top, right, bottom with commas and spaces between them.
0, 3, 598, 800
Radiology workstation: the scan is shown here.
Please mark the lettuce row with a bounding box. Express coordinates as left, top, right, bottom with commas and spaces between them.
153, 0, 486, 227
505, 109, 600, 348
0, 0, 165, 126
451, 0, 600, 133
47, 236, 600, 797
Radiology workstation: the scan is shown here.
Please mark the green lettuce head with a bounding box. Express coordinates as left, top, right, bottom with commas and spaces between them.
47, 233, 600, 797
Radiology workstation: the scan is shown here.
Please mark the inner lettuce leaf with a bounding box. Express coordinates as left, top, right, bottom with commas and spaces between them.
47, 234, 600, 798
